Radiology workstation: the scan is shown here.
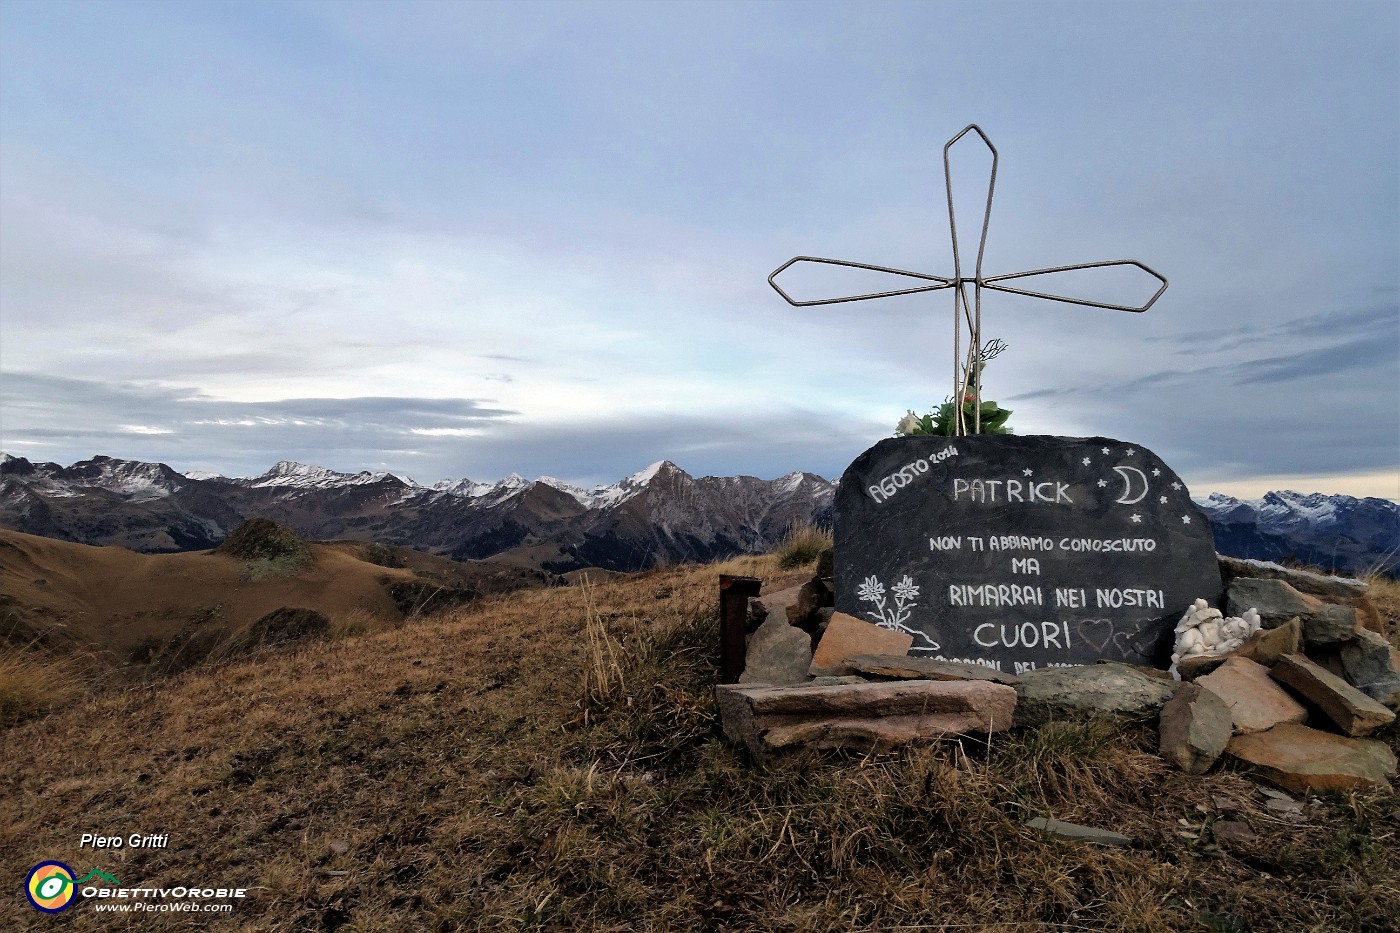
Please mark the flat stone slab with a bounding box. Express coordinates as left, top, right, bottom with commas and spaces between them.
1013, 662, 1178, 728
1196, 657, 1307, 734
808, 611, 913, 676
1218, 556, 1368, 600
1270, 653, 1395, 737
846, 653, 1022, 686
1025, 817, 1133, 847
716, 680, 1016, 759
1226, 722, 1397, 794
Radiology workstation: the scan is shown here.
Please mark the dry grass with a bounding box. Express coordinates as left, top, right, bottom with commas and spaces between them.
2, 554, 1397, 931
328, 607, 392, 640
0, 647, 89, 726
772, 520, 833, 570
579, 581, 625, 706
1366, 573, 1400, 649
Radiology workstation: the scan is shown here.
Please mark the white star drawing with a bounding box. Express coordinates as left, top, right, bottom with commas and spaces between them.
1097, 479, 1108, 488
1159, 495, 1168, 504
1022, 468, 1033, 476
1082, 457, 1091, 466
1151, 468, 1161, 477
1126, 448, 1136, 456
1130, 514, 1142, 523
1171, 482, 1182, 491
1101, 447, 1110, 454
1181, 515, 1192, 524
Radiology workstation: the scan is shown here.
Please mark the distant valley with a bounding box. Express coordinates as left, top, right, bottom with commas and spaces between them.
1, 452, 1396, 577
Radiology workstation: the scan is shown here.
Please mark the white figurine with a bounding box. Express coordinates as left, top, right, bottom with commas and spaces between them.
1169, 599, 1261, 680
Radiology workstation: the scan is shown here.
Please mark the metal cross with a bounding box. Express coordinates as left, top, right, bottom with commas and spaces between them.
769, 124, 1168, 435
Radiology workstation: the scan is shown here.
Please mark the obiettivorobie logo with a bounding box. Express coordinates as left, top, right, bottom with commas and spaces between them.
26, 860, 246, 914
25, 862, 119, 913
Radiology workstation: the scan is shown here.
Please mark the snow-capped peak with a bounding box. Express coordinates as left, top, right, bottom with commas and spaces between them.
431, 477, 492, 498
606, 460, 683, 506
183, 469, 225, 481
249, 460, 412, 491
431, 472, 537, 503
626, 460, 671, 486
536, 475, 590, 499
35, 455, 186, 500
776, 470, 809, 494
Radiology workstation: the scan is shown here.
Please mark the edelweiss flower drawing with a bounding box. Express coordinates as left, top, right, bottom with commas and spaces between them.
856, 573, 938, 650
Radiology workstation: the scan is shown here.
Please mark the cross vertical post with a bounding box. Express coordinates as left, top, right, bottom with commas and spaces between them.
768, 124, 1169, 435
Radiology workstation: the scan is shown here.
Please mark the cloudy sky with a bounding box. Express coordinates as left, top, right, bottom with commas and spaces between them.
1, 0, 1396, 498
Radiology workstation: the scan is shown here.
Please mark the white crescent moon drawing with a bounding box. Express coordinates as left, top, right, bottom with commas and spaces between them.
1113, 466, 1149, 505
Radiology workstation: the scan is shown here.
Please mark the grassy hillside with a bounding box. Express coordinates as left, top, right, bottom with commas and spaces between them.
0, 527, 556, 674
3, 555, 1398, 931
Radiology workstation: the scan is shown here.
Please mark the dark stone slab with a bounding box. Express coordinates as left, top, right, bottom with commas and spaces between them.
834, 435, 1223, 674
1217, 555, 1368, 600
845, 653, 1022, 686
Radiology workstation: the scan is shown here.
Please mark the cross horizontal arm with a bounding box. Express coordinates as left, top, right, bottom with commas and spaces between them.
982, 259, 1169, 313
768, 256, 953, 307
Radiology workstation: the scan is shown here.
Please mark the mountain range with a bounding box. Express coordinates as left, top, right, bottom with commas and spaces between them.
2, 453, 1396, 576
0, 453, 835, 573
1194, 490, 1399, 578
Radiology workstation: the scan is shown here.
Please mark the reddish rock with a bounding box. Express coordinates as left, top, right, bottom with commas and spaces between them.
1226, 722, 1397, 794
716, 680, 1015, 759
1234, 617, 1302, 668
1349, 596, 1385, 636
1196, 657, 1307, 734
1158, 682, 1233, 774
1270, 653, 1395, 736
808, 611, 913, 676
749, 583, 808, 628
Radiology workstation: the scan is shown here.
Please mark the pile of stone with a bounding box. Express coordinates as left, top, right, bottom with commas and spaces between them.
1159, 557, 1397, 792
717, 555, 1398, 794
